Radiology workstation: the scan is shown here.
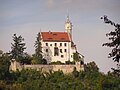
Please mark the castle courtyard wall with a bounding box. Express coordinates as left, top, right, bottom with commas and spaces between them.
10, 60, 84, 74
24, 64, 81, 73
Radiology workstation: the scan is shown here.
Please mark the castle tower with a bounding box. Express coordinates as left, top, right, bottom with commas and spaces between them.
65, 15, 72, 40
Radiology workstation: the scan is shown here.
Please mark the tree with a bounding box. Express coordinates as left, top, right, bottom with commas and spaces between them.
72, 67, 79, 78
34, 32, 43, 64
73, 52, 79, 61
21, 52, 32, 64
41, 59, 47, 64
0, 50, 3, 55
49, 61, 64, 65
85, 61, 99, 72
101, 16, 120, 75
0, 53, 10, 80
10, 34, 26, 62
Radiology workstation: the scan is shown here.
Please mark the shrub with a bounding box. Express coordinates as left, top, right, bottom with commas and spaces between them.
49, 61, 64, 65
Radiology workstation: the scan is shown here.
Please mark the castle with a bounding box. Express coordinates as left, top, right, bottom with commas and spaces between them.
41, 15, 83, 63
10, 16, 84, 73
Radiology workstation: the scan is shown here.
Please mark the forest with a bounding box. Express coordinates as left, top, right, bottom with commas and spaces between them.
0, 51, 120, 90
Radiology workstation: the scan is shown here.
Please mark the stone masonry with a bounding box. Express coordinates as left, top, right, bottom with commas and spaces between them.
10, 59, 84, 74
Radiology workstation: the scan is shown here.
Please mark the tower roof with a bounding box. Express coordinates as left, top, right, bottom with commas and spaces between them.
41, 32, 71, 42
66, 15, 72, 24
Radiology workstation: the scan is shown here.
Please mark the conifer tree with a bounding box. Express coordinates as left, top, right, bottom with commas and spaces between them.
34, 32, 43, 64
10, 34, 26, 62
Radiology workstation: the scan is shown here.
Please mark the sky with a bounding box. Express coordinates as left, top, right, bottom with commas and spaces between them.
0, 0, 120, 73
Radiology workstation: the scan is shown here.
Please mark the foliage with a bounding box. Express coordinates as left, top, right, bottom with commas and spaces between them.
101, 15, 120, 63
72, 67, 79, 78
10, 34, 26, 62
21, 53, 32, 64
102, 75, 120, 90
85, 61, 99, 72
0, 58, 120, 90
31, 54, 40, 64
101, 15, 120, 75
65, 60, 75, 64
34, 32, 43, 64
0, 53, 10, 80
73, 52, 80, 61
41, 58, 47, 64
31, 55, 47, 65
0, 50, 3, 56
49, 61, 64, 65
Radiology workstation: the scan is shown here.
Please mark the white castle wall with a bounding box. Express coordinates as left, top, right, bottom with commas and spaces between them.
41, 41, 76, 63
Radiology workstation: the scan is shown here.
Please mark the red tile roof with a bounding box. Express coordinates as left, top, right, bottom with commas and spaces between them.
41, 32, 70, 42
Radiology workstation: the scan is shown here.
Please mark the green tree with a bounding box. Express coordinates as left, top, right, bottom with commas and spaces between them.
101, 16, 120, 75
21, 52, 32, 64
49, 61, 64, 65
10, 34, 26, 62
0, 50, 3, 56
34, 32, 43, 64
85, 61, 99, 72
102, 75, 120, 90
0, 53, 10, 80
0, 80, 8, 90
73, 52, 79, 61
72, 67, 79, 78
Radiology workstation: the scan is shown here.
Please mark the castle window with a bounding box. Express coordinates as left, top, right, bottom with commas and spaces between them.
46, 49, 48, 52
60, 43, 62, 46
64, 49, 67, 52
55, 43, 57, 46
46, 43, 48, 46
64, 43, 66, 46
54, 47, 59, 56
60, 49, 62, 53
50, 44, 52, 46
61, 55, 64, 58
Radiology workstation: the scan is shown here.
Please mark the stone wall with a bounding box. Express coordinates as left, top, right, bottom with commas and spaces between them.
10, 60, 84, 74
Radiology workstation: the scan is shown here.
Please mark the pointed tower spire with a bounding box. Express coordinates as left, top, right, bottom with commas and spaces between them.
66, 12, 69, 22
65, 14, 72, 40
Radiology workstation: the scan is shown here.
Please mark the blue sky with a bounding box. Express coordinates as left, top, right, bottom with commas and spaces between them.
0, 0, 120, 73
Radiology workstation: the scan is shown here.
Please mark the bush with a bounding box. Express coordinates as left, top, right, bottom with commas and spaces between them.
65, 60, 75, 64
41, 59, 47, 64
49, 61, 64, 65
